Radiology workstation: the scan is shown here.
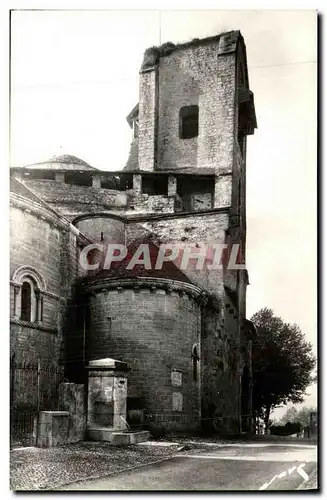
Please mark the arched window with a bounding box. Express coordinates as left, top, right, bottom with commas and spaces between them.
20, 282, 32, 321
11, 266, 46, 323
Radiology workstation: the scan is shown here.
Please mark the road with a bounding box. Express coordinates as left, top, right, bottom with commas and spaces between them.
63, 442, 317, 491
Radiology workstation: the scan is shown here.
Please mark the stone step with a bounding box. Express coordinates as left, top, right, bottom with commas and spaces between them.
87, 428, 150, 445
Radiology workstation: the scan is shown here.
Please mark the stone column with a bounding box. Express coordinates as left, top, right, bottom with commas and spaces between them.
55, 172, 65, 182
13, 284, 20, 318
34, 288, 41, 323
92, 174, 101, 189
214, 173, 232, 208
133, 174, 142, 195
86, 358, 130, 432
168, 176, 177, 197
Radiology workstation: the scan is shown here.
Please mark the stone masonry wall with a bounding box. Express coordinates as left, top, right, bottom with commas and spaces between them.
156, 47, 236, 173
128, 194, 175, 214
126, 211, 229, 296
138, 69, 158, 171
202, 300, 241, 434
10, 205, 63, 363
20, 178, 178, 218
10, 323, 62, 364
75, 216, 126, 245
85, 287, 201, 431
59, 382, 86, 442
10, 205, 62, 294
20, 180, 127, 214
10, 203, 78, 365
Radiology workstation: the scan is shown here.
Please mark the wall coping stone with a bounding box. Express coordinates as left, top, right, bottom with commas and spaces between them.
87, 357, 129, 372
10, 281, 62, 301
80, 276, 203, 302
10, 192, 92, 246
40, 411, 70, 416
10, 318, 58, 334
71, 206, 229, 226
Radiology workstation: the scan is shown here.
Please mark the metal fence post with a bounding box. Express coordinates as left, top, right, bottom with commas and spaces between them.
10, 358, 66, 447
35, 359, 41, 445
37, 359, 40, 412
10, 354, 16, 448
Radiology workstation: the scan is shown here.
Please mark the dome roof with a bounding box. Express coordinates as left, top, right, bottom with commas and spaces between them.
26, 154, 98, 171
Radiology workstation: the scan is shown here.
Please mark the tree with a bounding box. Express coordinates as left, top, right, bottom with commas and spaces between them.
270, 421, 302, 436
251, 308, 316, 433
278, 406, 317, 428
312, 369, 318, 383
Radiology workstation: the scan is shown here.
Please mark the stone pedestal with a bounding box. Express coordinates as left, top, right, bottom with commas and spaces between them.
92, 174, 101, 189
37, 411, 70, 448
86, 358, 150, 444
87, 358, 130, 433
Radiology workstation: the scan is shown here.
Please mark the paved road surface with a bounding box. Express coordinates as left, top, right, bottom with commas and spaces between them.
63, 442, 317, 491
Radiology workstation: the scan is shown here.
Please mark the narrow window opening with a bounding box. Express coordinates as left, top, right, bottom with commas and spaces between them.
142, 175, 168, 195
192, 344, 199, 382
100, 175, 120, 190
21, 282, 32, 322
28, 170, 56, 180
180, 105, 199, 139
118, 174, 133, 191
65, 172, 93, 187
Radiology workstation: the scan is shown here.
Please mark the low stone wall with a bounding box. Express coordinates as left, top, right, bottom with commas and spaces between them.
128, 194, 175, 214
37, 411, 70, 448
59, 382, 86, 443
36, 383, 86, 448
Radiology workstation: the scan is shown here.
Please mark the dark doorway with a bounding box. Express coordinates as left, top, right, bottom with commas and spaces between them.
65, 171, 93, 187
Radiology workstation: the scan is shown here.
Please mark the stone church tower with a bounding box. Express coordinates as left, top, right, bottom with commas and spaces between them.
10, 30, 257, 435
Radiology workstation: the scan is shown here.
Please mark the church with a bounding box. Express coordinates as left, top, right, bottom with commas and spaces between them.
10, 30, 257, 436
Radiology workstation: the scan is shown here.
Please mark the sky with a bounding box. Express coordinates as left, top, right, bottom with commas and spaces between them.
10, 9, 317, 415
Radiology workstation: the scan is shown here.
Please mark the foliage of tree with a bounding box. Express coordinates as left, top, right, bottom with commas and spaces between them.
270, 421, 302, 436
277, 406, 317, 428
251, 308, 316, 432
